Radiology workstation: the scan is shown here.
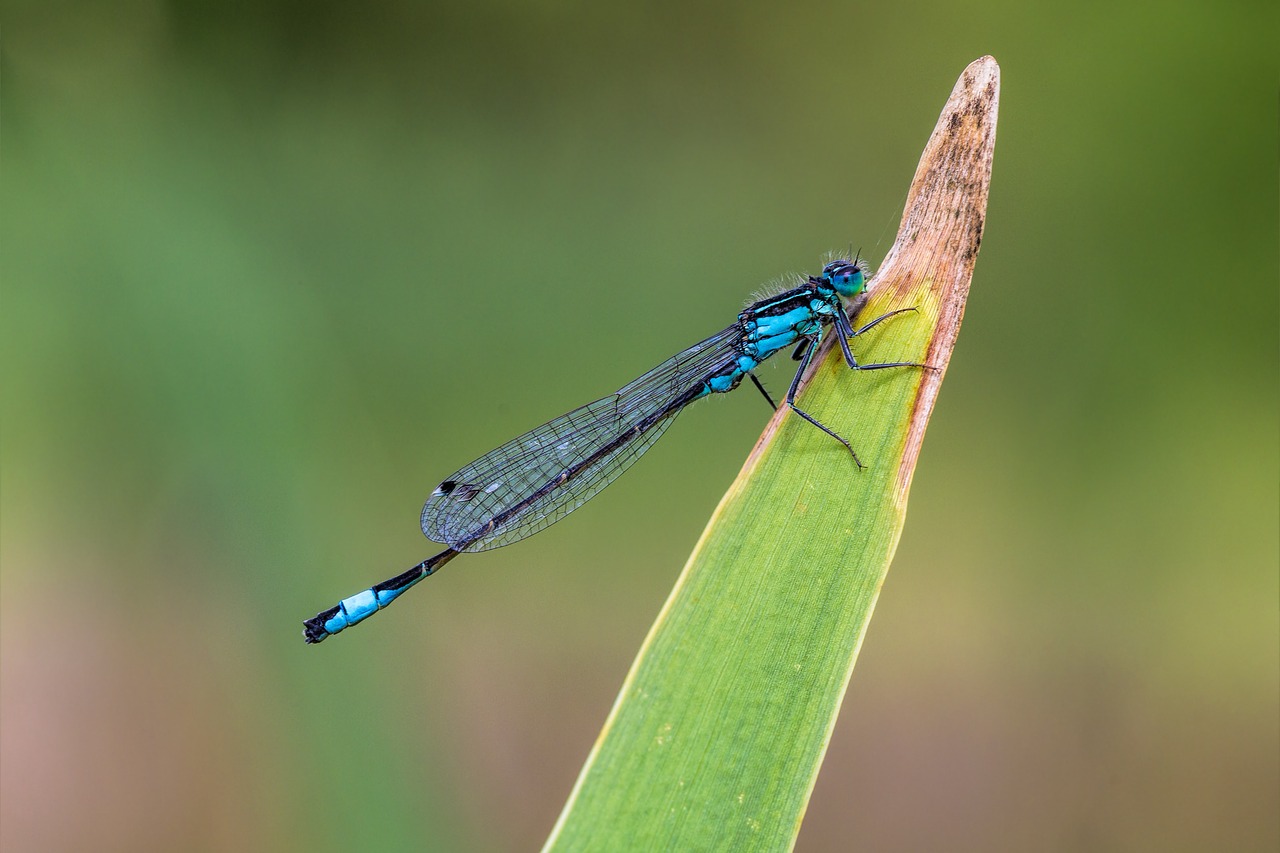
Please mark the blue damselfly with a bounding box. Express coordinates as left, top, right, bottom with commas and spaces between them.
303, 257, 920, 643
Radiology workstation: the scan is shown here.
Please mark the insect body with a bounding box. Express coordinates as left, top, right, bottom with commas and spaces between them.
303, 258, 919, 643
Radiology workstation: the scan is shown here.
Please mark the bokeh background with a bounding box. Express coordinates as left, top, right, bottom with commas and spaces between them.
3, 2, 1276, 850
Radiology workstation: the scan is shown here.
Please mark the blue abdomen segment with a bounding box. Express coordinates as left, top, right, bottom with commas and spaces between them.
303, 560, 439, 643
303, 581, 414, 642
334, 584, 407, 630
706, 353, 761, 393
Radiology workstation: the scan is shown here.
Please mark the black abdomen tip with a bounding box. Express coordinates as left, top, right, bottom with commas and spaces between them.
303, 607, 339, 644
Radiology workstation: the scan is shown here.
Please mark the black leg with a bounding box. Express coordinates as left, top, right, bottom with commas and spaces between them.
851, 307, 919, 338
785, 330, 864, 468
842, 306, 933, 371
834, 303, 857, 338
829, 308, 860, 368
748, 372, 777, 411
783, 308, 936, 466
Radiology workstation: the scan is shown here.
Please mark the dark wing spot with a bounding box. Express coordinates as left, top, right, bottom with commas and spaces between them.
453, 484, 482, 502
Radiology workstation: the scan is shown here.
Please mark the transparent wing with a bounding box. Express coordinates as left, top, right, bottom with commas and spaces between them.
421, 324, 743, 551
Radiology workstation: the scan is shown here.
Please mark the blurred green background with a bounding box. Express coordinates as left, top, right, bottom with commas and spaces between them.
2, 1, 1275, 850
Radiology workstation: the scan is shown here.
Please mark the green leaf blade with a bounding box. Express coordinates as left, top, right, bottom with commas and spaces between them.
546, 57, 998, 852
549, 287, 939, 852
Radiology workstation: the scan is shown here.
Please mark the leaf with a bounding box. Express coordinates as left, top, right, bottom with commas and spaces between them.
544, 56, 999, 852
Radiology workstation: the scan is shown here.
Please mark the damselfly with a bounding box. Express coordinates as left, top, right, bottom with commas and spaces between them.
303, 257, 921, 643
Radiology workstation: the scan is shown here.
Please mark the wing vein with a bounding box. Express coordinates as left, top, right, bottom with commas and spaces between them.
420, 324, 743, 550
